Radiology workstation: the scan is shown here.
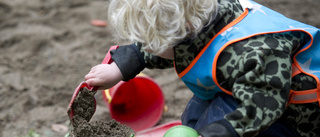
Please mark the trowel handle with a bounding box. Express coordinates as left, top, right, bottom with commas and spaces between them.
102, 45, 119, 64
79, 81, 99, 92
85, 45, 119, 91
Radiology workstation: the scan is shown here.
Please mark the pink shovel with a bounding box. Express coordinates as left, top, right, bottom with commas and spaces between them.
135, 120, 182, 137
67, 45, 119, 123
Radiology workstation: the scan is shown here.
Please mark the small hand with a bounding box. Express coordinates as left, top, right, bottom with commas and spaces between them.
85, 62, 123, 90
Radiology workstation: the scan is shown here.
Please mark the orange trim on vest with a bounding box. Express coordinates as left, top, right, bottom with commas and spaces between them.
292, 31, 316, 81
177, 7, 320, 105
290, 30, 320, 106
319, 88, 320, 108
212, 29, 318, 99
177, 9, 249, 78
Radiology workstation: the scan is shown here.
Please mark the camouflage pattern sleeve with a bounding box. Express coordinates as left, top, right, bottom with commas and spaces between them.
216, 32, 310, 136
110, 42, 173, 81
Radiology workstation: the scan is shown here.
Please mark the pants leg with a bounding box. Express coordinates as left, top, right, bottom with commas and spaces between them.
181, 93, 237, 129
256, 121, 301, 137
181, 95, 210, 129
181, 93, 300, 136
194, 93, 238, 130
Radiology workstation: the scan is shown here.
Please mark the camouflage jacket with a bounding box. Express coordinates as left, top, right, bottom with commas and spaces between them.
110, 0, 320, 136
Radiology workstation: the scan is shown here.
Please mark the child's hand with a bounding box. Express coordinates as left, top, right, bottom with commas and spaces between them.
85, 62, 123, 90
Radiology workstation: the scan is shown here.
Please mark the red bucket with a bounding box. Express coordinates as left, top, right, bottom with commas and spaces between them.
102, 74, 164, 132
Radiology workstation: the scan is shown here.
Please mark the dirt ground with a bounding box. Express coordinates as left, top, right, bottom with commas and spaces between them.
68, 87, 134, 137
0, 0, 319, 136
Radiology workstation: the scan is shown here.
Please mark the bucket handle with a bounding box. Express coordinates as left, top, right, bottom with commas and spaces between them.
104, 89, 112, 103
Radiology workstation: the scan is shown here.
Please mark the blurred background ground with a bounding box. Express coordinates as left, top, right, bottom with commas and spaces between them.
0, 0, 319, 136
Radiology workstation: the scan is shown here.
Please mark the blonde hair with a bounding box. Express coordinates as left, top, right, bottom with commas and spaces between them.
108, 0, 219, 54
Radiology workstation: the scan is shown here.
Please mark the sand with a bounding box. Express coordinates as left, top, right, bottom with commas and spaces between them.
0, 0, 319, 136
67, 87, 134, 137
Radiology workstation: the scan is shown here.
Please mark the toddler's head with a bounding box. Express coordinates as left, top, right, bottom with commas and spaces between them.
108, 0, 218, 55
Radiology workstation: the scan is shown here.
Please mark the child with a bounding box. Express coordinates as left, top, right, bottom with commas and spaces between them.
85, 0, 320, 136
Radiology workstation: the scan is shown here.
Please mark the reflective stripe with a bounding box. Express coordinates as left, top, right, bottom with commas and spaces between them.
289, 89, 319, 104
292, 92, 318, 102
290, 63, 320, 106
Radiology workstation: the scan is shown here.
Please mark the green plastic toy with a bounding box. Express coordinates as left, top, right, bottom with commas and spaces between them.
164, 125, 199, 137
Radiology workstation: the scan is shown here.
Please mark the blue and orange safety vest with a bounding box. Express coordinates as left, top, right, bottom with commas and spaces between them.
177, 0, 320, 106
